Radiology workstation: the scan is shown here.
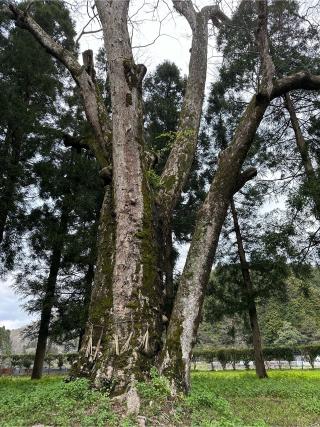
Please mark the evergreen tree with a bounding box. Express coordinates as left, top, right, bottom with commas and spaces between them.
1, 0, 101, 378
0, 0, 76, 272
18, 142, 102, 378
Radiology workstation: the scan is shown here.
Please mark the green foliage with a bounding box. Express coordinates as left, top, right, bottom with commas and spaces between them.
137, 367, 171, 401
259, 273, 320, 346
274, 321, 304, 346
1, 1, 102, 349
203, 270, 320, 349
1, 371, 320, 426
21, 355, 33, 370
146, 169, 162, 190
188, 370, 320, 427
0, 0, 77, 272
186, 376, 243, 427
301, 344, 320, 368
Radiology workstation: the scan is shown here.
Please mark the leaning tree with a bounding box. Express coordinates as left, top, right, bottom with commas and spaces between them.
3, 0, 320, 404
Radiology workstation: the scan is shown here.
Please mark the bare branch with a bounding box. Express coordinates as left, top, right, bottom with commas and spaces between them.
5, 2, 111, 168
132, 10, 173, 49
76, 12, 102, 44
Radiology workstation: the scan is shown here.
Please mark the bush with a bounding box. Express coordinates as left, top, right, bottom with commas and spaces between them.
193, 343, 320, 368
300, 344, 320, 369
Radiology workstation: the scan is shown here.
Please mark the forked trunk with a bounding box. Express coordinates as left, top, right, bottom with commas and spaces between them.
230, 198, 267, 379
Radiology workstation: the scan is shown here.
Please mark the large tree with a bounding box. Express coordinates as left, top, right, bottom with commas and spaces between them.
3, 0, 320, 403
0, 0, 76, 271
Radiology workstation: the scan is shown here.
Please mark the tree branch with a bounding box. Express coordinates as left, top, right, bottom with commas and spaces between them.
271, 71, 320, 98
4, 3, 111, 169
76, 11, 101, 44
233, 167, 257, 194
255, 0, 275, 98
202, 5, 230, 27
158, 1, 228, 222
172, 0, 197, 32
6, 3, 83, 80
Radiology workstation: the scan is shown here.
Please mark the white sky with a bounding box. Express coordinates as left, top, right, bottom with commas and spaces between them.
0, 276, 36, 329
75, 0, 231, 76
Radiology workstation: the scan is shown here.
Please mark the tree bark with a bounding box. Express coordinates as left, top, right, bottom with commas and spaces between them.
230, 198, 268, 379
284, 93, 320, 219
157, 0, 228, 326
31, 206, 69, 379
71, 186, 115, 381
78, 263, 95, 351
90, 1, 163, 395
163, 226, 175, 321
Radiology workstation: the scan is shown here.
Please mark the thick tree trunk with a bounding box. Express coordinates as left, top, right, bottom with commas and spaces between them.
84, 1, 163, 396
160, 95, 269, 392
31, 207, 69, 379
284, 93, 320, 218
230, 198, 268, 379
71, 186, 115, 380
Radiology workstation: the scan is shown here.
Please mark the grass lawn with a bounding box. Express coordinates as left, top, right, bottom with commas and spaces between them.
190, 370, 320, 427
1, 370, 320, 426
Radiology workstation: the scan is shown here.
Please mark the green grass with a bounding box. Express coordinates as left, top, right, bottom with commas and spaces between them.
188, 370, 320, 426
0, 376, 117, 427
1, 370, 320, 426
